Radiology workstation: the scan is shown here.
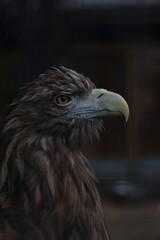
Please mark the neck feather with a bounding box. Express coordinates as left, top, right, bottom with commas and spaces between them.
0, 129, 109, 239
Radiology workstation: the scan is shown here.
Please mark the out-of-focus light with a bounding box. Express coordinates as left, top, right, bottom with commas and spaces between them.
62, 0, 160, 9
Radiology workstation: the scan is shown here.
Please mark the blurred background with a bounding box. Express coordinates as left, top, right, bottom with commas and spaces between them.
0, 0, 160, 239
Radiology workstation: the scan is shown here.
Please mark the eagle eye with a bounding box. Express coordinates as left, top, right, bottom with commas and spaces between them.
55, 95, 71, 106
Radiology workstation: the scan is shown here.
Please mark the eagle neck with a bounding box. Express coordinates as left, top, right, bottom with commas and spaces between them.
48, 142, 109, 240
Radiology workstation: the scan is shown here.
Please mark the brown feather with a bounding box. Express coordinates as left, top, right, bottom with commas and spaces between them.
0, 67, 109, 240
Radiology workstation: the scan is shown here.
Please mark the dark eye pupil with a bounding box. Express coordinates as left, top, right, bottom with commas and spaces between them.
61, 96, 67, 102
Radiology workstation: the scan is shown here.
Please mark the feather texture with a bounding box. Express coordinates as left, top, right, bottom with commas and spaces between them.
0, 67, 109, 240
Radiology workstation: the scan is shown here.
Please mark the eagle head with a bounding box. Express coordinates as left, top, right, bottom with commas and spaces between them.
3, 66, 129, 147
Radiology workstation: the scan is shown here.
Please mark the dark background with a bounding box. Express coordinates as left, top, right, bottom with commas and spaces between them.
1, 0, 160, 239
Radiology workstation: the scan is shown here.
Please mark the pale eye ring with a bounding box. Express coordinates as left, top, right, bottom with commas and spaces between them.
55, 95, 71, 106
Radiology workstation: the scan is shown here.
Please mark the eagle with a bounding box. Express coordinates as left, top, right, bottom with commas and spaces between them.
0, 67, 129, 240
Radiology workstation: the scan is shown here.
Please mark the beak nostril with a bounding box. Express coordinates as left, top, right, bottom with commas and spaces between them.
97, 93, 104, 99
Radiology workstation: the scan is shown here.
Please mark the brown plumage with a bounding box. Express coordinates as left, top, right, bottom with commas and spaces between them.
0, 67, 129, 240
